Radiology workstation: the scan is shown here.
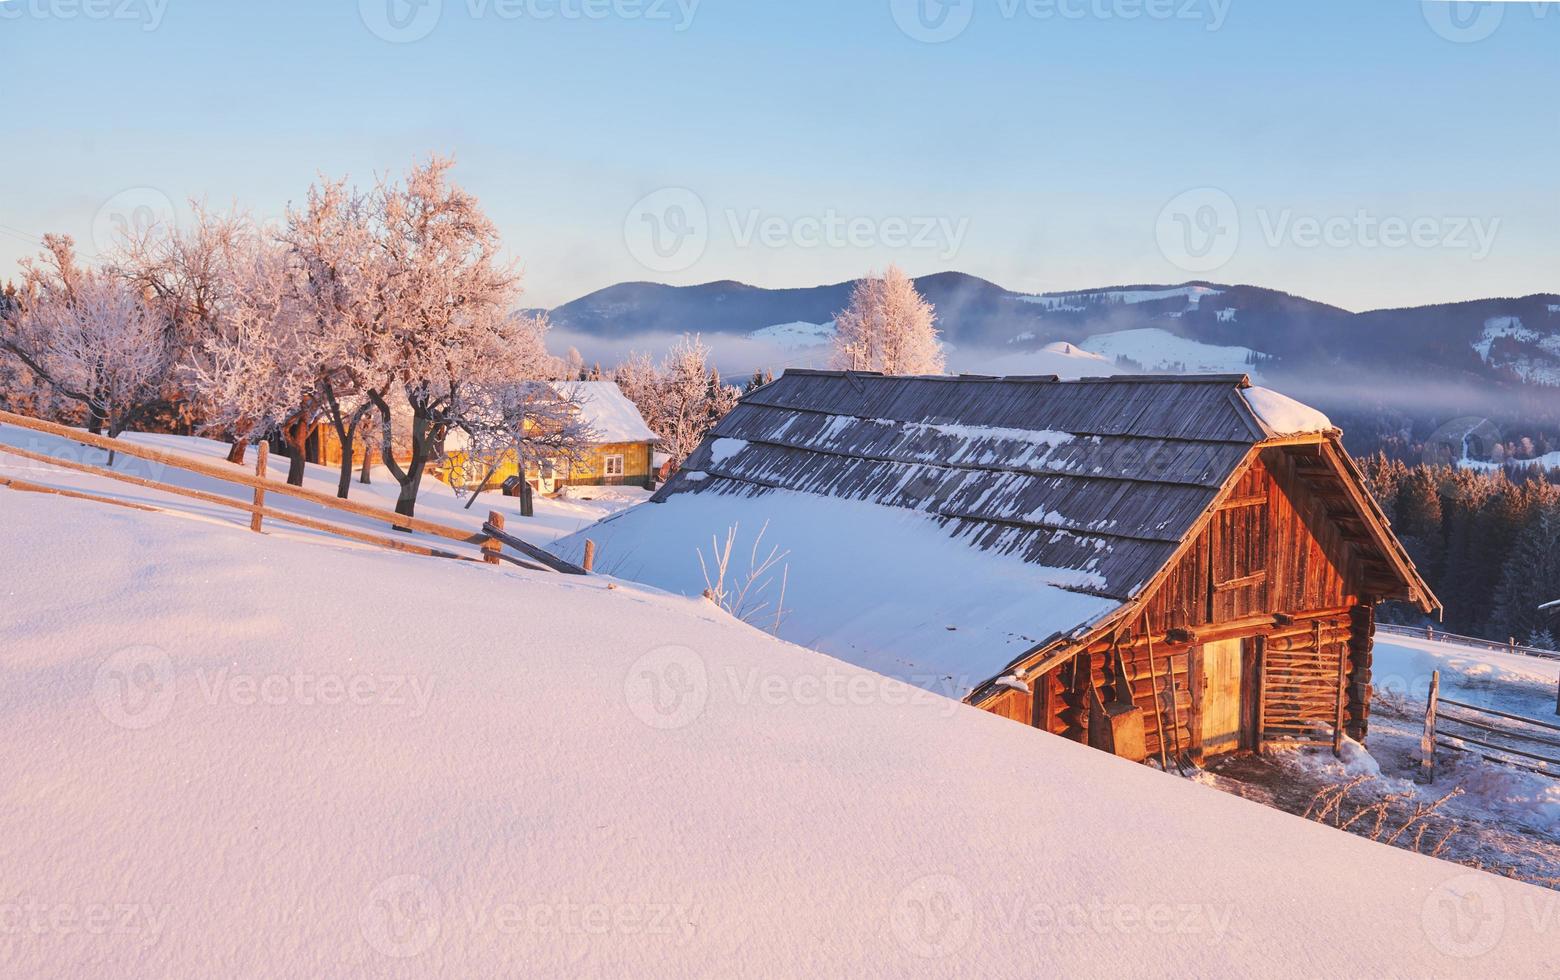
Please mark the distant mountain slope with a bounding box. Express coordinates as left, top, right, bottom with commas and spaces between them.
547, 275, 1560, 397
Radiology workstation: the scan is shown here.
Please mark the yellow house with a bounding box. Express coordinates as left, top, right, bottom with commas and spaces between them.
438, 381, 661, 494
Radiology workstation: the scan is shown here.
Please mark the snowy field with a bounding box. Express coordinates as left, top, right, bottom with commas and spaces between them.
3, 434, 1559, 974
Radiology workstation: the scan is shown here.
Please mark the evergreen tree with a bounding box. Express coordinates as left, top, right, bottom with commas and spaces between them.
1491, 502, 1560, 646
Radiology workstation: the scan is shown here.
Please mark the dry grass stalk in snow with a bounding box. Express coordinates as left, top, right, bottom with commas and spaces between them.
1303, 775, 1464, 857
698, 521, 790, 632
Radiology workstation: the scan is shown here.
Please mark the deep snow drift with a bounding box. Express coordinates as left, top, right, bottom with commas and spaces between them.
1, 446, 1557, 975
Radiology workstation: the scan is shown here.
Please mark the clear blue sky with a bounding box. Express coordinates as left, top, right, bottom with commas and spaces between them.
2, 0, 1556, 310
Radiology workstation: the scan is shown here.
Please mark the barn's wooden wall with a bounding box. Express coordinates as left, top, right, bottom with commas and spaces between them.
1144, 450, 1361, 633
1011, 449, 1377, 757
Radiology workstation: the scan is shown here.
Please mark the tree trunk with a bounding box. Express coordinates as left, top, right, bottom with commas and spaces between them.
227, 439, 248, 465
359, 449, 372, 485
390, 414, 436, 521
337, 449, 355, 499
284, 420, 310, 487
333, 417, 359, 500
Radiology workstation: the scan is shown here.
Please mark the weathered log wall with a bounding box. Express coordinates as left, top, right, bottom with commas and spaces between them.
1008, 448, 1382, 758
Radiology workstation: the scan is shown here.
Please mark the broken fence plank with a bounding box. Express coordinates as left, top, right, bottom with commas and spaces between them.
481, 522, 590, 576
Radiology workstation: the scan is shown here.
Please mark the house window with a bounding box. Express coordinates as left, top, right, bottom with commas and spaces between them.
603, 454, 625, 478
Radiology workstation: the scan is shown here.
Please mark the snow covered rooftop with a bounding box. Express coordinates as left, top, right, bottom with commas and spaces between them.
554, 380, 658, 444
2, 487, 1555, 974
553, 372, 1375, 693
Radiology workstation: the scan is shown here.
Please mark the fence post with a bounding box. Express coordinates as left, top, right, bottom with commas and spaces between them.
483, 511, 504, 566
1419, 670, 1440, 784
1333, 631, 1347, 758
583, 539, 596, 574
1426, 625, 1433, 641
250, 443, 269, 533
1554, 671, 1559, 718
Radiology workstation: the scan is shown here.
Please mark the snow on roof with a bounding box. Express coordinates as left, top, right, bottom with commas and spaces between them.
3, 488, 1557, 975
557, 373, 1385, 695
1242, 385, 1333, 437
550, 373, 1287, 689
554, 380, 658, 444
555, 483, 1120, 692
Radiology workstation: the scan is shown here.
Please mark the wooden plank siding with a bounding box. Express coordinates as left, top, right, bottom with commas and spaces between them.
1019, 448, 1375, 760
1140, 450, 1360, 636
434, 441, 657, 492
564, 441, 655, 488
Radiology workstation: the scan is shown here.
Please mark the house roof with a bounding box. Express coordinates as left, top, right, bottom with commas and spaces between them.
674, 371, 1274, 603
554, 381, 658, 444
554, 370, 1434, 696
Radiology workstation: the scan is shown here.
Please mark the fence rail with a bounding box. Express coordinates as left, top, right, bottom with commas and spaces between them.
1378, 622, 1560, 663
1420, 669, 1560, 782
0, 409, 584, 575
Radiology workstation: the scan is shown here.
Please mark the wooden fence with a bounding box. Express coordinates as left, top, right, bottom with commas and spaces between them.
1419, 669, 1560, 782
1379, 622, 1560, 663
0, 409, 588, 576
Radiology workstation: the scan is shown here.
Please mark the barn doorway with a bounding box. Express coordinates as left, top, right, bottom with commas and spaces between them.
1200, 638, 1245, 757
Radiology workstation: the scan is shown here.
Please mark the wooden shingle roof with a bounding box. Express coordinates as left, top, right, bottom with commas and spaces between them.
659, 371, 1274, 603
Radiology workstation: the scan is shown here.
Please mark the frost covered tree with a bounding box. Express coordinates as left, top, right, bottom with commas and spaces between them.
359, 157, 522, 519
830, 265, 944, 375
0, 283, 45, 416
1491, 502, 1560, 647
451, 378, 597, 510
447, 311, 590, 503
279, 178, 383, 496
115, 205, 265, 460
1, 235, 173, 448
616, 335, 739, 467
184, 234, 326, 485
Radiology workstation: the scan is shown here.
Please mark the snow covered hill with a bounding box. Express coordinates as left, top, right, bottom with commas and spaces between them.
1, 436, 1558, 975
1078, 327, 1262, 378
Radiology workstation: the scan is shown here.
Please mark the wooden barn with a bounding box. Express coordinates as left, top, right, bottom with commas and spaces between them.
623, 370, 1439, 768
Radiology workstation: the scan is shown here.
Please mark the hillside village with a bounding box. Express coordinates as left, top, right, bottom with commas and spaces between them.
6, 7, 1560, 969
3, 153, 1560, 975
